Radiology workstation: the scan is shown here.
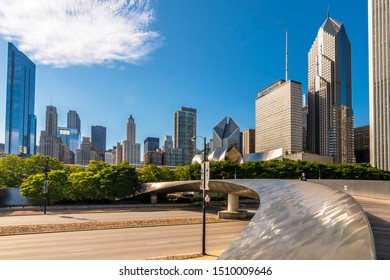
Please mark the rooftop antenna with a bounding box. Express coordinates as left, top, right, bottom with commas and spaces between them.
285, 28, 288, 81
328, 5, 330, 18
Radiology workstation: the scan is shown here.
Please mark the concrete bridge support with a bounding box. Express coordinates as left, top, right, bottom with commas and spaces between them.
218, 193, 248, 219
151, 194, 158, 204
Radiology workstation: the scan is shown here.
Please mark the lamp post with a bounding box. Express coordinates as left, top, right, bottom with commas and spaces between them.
191, 135, 208, 255
309, 168, 321, 179
43, 157, 49, 214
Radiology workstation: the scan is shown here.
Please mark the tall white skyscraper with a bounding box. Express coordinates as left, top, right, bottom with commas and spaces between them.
123, 115, 140, 165
126, 115, 136, 144
369, 0, 390, 171
307, 14, 355, 163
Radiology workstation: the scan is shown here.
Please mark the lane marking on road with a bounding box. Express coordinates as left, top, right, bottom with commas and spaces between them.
219, 235, 237, 239
143, 232, 160, 236
67, 248, 93, 253
146, 241, 168, 246
74, 237, 97, 240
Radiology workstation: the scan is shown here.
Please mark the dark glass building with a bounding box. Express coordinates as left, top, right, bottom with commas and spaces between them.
174, 107, 196, 165
354, 125, 370, 163
144, 137, 160, 152
91, 125, 106, 160
5, 43, 36, 155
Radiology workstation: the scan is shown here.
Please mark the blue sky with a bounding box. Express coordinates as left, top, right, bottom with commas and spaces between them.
0, 0, 369, 156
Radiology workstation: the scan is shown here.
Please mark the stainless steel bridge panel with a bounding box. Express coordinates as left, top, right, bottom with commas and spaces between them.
141, 179, 376, 259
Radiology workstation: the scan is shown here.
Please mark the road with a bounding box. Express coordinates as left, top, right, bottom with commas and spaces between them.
353, 195, 390, 260
0, 221, 249, 260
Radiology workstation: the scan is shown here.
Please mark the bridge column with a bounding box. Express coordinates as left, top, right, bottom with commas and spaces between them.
151, 194, 158, 204
228, 193, 239, 212
218, 193, 248, 219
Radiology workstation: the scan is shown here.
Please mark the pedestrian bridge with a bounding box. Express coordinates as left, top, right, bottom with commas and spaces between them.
142, 179, 390, 260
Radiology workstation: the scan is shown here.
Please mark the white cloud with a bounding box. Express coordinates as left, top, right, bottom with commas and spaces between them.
0, 0, 160, 67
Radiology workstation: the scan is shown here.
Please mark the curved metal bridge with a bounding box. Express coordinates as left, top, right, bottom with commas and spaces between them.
141, 179, 386, 260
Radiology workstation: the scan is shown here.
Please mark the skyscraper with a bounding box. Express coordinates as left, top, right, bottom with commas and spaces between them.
67, 110, 81, 134
45, 106, 58, 137
307, 14, 355, 163
4, 43, 37, 155
174, 107, 196, 165
76, 137, 97, 166
144, 137, 160, 152
126, 115, 136, 143
39, 106, 62, 160
91, 125, 106, 160
242, 129, 255, 155
122, 115, 140, 165
255, 80, 303, 153
369, 0, 390, 170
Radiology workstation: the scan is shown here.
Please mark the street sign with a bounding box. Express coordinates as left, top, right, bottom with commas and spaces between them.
201, 162, 210, 190
43, 179, 48, 194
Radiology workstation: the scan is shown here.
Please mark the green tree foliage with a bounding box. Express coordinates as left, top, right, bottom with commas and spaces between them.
138, 164, 176, 182
24, 154, 65, 176
20, 170, 70, 204
68, 171, 100, 202
0, 155, 25, 188
98, 161, 140, 199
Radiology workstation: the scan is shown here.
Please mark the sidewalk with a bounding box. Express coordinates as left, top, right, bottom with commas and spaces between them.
0, 206, 220, 226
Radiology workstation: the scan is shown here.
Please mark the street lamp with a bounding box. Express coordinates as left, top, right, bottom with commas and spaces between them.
191, 135, 208, 255
43, 157, 49, 214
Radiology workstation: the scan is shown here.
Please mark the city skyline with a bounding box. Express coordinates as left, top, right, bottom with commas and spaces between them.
0, 0, 369, 154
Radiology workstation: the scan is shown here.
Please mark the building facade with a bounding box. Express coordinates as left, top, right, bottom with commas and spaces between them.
255, 80, 303, 154
174, 107, 196, 165
144, 137, 160, 153
4, 43, 37, 155
242, 129, 255, 155
369, 0, 390, 170
354, 125, 370, 163
122, 140, 141, 165
76, 137, 97, 166
57, 127, 80, 155
307, 15, 355, 163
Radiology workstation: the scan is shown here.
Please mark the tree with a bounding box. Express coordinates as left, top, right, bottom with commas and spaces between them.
68, 171, 100, 202
24, 154, 65, 176
20, 170, 70, 204
98, 162, 139, 200
0, 155, 25, 188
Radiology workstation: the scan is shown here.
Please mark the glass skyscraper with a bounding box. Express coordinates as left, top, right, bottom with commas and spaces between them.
57, 127, 80, 155
5, 43, 37, 155
307, 15, 354, 163
91, 125, 106, 161
174, 107, 196, 165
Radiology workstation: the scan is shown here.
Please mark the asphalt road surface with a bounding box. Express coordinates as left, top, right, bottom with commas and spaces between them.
0, 221, 249, 260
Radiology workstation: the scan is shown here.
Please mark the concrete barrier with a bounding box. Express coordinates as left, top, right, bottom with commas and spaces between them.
311, 179, 390, 199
